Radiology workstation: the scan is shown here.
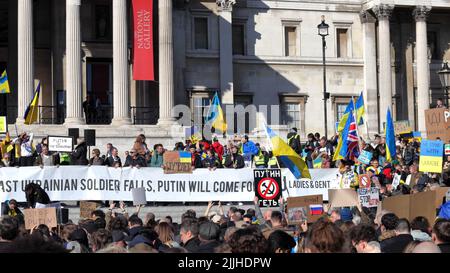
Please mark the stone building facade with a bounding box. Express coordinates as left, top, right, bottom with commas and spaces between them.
0, 0, 450, 154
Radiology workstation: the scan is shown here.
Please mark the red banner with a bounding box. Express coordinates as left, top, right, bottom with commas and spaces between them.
132, 0, 154, 81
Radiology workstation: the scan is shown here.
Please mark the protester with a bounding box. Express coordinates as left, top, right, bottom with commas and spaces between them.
268, 230, 296, 253
224, 145, 245, 169
35, 145, 59, 166
1, 200, 23, 224
432, 219, 450, 253
149, 144, 164, 167
105, 147, 122, 167
350, 224, 381, 253
71, 138, 88, 165
410, 216, 432, 241
0, 216, 19, 253
89, 148, 104, 166
124, 149, 147, 168
287, 127, 302, 155
303, 219, 345, 253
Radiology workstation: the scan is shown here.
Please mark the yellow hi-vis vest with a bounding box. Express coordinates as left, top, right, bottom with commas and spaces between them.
268, 156, 278, 167
254, 151, 265, 166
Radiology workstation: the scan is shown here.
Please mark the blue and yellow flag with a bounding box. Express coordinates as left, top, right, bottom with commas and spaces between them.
24, 82, 40, 125
0, 70, 10, 94
264, 124, 311, 179
355, 92, 365, 125
385, 108, 396, 162
333, 109, 360, 161
313, 156, 323, 169
205, 92, 227, 132
336, 99, 354, 133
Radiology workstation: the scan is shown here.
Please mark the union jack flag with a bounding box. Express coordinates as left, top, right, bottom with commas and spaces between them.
345, 112, 360, 160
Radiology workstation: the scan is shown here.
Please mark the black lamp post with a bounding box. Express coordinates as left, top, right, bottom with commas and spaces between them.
318, 15, 329, 139
438, 62, 450, 107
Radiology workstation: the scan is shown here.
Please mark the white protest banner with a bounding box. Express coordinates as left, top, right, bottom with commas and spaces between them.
48, 136, 73, 152
282, 168, 341, 201
0, 167, 341, 202
357, 187, 380, 208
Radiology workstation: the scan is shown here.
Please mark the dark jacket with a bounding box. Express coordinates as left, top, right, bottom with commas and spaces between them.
191, 153, 203, 169
287, 132, 302, 155
380, 234, 413, 253
0, 160, 15, 167
438, 243, 450, 253
71, 142, 88, 165
224, 153, 245, 169
304, 140, 317, 161
105, 156, 122, 167
182, 237, 201, 253
89, 157, 104, 166
124, 155, 147, 167
197, 240, 221, 253
202, 156, 221, 168
24, 183, 51, 208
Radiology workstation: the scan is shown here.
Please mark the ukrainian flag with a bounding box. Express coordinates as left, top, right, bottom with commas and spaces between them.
336, 99, 354, 133
205, 92, 227, 132
179, 151, 192, 163
313, 156, 322, 169
264, 124, 311, 179
355, 92, 365, 125
24, 82, 40, 125
0, 70, 10, 94
385, 108, 396, 162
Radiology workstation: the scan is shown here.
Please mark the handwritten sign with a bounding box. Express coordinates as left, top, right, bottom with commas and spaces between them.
419, 139, 444, 173
163, 151, 192, 174
425, 108, 450, 142
48, 136, 73, 152
79, 201, 98, 219
357, 150, 373, 165
0, 116, 6, 133
24, 208, 57, 230
357, 188, 380, 208
394, 120, 412, 135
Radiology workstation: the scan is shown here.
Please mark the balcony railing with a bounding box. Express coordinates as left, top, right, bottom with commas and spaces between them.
131, 106, 159, 125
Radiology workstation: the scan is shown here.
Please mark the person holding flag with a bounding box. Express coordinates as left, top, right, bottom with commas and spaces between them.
0, 70, 10, 94
333, 108, 361, 162
385, 108, 397, 163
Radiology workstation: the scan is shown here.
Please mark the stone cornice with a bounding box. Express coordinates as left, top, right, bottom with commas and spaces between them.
360, 10, 376, 24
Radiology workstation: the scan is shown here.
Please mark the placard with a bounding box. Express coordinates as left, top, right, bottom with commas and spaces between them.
425, 108, 450, 142
358, 174, 371, 189
357, 187, 380, 208
79, 201, 98, 219
132, 187, 147, 206
328, 189, 359, 208
0, 116, 6, 133
419, 139, 444, 173
163, 151, 192, 174
287, 194, 323, 224
23, 208, 57, 230
357, 150, 373, 165
445, 144, 450, 156
48, 136, 73, 152
394, 120, 412, 135
254, 169, 282, 207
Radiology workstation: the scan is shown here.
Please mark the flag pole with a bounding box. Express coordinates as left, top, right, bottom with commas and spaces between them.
352, 97, 362, 157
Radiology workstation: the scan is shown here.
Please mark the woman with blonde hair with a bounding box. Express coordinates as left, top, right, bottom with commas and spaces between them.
155, 222, 180, 248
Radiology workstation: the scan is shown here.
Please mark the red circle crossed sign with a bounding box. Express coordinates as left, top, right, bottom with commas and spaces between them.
257, 178, 280, 200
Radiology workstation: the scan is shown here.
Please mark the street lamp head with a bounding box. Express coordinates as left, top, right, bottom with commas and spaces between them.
317, 15, 329, 37
438, 62, 450, 88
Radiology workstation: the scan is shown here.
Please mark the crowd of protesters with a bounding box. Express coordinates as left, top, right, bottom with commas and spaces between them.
1, 196, 449, 253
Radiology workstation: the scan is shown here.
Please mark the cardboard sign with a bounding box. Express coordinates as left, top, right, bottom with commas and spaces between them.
357, 188, 380, 208
132, 187, 147, 206
425, 108, 450, 142
394, 120, 412, 135
328, 189, 359, 208
357, 150, 373, 165
287, 194, 324, 224
419, 139, 444, 173
48, 136, 73, 152
358, 174, 371, 189
79, 201, 98, 219
163, 151, 192, 174
382, 194, 411, 220
23, 208, 57, 230
0, 116, 6, 133
254, 169, 282, 207
445, 144, 450, 155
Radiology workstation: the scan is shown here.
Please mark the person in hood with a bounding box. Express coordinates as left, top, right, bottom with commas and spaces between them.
71, 138, 88, 165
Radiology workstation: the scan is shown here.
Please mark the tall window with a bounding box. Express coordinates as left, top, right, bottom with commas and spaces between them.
232, 24, 245, 55
336, 28, 348, 58
194, 17, 208, 50
192, 94, 211, 129
282, 103, 300, 130
427, 31, 439, 60
284, 26, 297, 57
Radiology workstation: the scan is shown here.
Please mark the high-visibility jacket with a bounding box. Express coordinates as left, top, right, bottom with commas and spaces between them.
268, 156, 278, 168
254, 151, 266, 166
59, 153, 71, 165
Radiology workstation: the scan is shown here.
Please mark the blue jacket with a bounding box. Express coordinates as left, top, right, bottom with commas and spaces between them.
240, 141, 259, 156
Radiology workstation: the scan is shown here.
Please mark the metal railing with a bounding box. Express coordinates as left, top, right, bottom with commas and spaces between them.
38, 106, 65, 125
131, 106, 159, 125
85, 105, 113, 125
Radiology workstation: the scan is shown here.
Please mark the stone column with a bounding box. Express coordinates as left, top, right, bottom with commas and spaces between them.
111, 0, 131, 126
217, 0, 235, 105
360, 10, 378, 136
158, 0, 177, 125
414, 6, 431, 134
64, 0, 84, 125
374, 4, 394, 129
16, 0, 34, 124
